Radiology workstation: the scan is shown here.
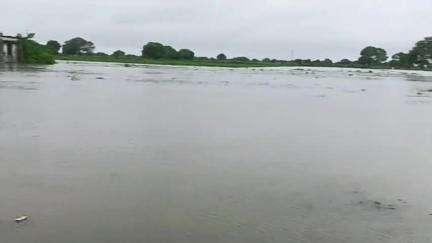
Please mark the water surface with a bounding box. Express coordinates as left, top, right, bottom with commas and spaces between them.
1, 61, 432, 243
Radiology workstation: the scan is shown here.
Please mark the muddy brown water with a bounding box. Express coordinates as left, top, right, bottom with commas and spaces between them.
1, 61, 432, 243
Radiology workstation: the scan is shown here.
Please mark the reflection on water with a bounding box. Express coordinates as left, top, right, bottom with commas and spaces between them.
1, 61, 432, 243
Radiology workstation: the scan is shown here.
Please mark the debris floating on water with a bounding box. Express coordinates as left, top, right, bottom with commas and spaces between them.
15, 216, 29, 223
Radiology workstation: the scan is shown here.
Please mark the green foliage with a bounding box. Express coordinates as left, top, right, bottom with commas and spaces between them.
142, 42, 166, 59
141, 42, 196, 60
389, 52, 410, 68
163, 45, 179, 59
358, 46, 388, 66
46, 40, 61, 54
94, 52, 109, 56
407, 38, 432, 69
322, 58, 333, 66
178, 49, 194, 60
111, 50, 126, 58
57, 55, 286, 68
217, 53, 227, 60
62, 37, 95, 55
338, 59, 352, 65
22, 40, 55, 64
54, 36, 432, 71
232, 57, 250, 62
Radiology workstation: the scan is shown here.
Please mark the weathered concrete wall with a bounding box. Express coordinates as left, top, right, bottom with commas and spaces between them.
0, 41, 4, 63
0, 40, 22, 63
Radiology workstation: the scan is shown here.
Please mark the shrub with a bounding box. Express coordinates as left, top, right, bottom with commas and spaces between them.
178, 49, 194, 60
22, 40, 55, 64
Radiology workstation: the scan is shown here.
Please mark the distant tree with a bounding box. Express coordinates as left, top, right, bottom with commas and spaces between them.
111, 50, 126, 58
300, 59, 312, 66
262, 58, 271, 62
338, 59, 352, 65
389, 52, 410, 68
94, 52, 108, 56
358, 46, 388, 66
322, 58, 333, 66
407, 37, 432, 69
163, 45, 179, 59
142, 42, 166, 59
46, 40, 61, 54
62, 37, 95, 55
232, 57, 250, 62
178, 49, 194, 60
217, 53, 227, 60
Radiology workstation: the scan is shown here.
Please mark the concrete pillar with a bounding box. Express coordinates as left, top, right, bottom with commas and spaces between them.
0, 40, 3, 63
12, 43, 18, 62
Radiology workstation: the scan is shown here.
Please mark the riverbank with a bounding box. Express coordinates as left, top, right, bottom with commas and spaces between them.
56, 55, 285, 68
56, 55, 432, 71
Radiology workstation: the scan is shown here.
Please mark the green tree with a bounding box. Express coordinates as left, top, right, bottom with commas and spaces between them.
111, 50, 125, 58
217, 53, 227, 60
358, 46, 388, 66
62, 37, 95, 55
46, 40, 61, 54
142, 42, 166, 59
163, 45, 179, 59
338, 59, 352, 65
407, 37, 432, 69
389, 52, 410, 68
94, 52, 108, 56
232, 57, 250, 62
322, 58, 333, 66
178, 49, 194, 60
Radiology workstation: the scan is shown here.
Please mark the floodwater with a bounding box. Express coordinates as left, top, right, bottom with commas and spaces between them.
1, 61, 432, 243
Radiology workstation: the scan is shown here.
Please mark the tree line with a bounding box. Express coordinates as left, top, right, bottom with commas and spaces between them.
43, 36, 432, 70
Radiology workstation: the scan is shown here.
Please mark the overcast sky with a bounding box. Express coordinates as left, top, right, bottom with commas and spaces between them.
1, 0, 431, 60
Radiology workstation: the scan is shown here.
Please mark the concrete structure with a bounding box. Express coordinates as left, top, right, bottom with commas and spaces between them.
0, 33, 24, 63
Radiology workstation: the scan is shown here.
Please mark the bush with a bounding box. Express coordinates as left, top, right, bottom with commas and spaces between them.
232, 57, 250, 62
178, 49, 194, 60
22, 40, 55, 64
111, 50, 126, 58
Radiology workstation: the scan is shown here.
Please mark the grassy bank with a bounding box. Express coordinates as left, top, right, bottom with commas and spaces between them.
56, 55, 432, 71
57, 55, 287, 68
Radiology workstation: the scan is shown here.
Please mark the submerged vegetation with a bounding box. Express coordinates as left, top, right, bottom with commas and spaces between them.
48, 36, 432, 70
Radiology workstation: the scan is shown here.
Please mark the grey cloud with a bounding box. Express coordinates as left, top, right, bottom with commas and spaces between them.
1, 0, 431, 60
